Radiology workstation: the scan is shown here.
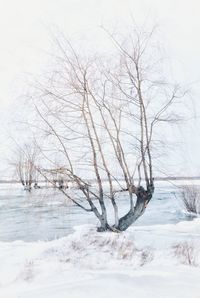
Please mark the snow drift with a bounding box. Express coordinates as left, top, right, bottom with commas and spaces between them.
1, 220, 200, 298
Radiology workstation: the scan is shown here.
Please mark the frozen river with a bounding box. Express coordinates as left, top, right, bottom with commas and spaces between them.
0, 182, 192, 242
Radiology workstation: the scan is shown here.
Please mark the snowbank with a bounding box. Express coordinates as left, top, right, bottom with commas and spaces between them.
1, 220, 200, 298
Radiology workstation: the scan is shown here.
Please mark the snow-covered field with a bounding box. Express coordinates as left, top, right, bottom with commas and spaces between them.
0, 182, 200, 298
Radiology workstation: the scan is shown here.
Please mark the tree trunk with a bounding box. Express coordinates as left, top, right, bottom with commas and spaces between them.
116, 186, 153, 231
97, 222, 110, 232
95, 186, 154, 232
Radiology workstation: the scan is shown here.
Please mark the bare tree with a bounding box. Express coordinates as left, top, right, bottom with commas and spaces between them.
31, 26, 185, 231
12, 144, 39, 191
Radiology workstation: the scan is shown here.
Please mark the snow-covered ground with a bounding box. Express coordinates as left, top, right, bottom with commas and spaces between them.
0, 182, 200, 298
1, 222, 200, 298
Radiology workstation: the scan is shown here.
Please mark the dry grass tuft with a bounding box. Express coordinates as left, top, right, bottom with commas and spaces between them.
172, 241, 198, 266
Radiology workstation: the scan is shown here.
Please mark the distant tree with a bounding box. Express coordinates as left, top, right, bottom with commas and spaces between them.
32, 25, 185, 231
12, 144, 39, 191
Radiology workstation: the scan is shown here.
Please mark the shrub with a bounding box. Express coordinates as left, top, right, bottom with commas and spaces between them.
181, 186, 200, 214
173, 241, 198, 266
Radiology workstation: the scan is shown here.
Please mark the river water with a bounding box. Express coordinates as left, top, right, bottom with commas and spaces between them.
0, 183, 192, 242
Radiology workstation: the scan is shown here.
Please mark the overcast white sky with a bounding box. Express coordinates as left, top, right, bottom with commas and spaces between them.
0, 0, 200, 177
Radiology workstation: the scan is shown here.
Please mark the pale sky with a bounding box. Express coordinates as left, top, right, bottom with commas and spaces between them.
0, 0, 200, 177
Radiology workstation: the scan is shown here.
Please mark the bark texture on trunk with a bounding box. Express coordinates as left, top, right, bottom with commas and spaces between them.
116, 186, 153, 231
96, 185, 154, 232
95, 186, 154, 232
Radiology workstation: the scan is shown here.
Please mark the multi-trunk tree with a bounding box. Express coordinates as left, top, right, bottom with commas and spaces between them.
32, 26, 184, 231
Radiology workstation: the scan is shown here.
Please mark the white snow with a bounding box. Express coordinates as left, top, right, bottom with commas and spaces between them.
1, 220, 200, 298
